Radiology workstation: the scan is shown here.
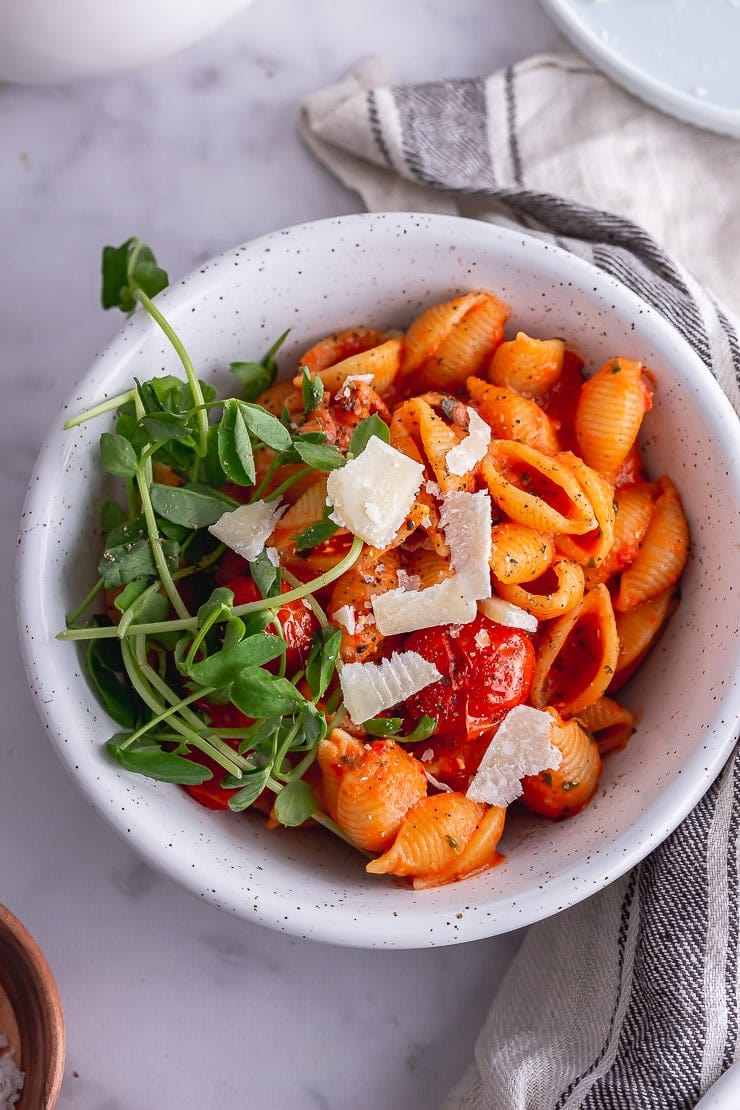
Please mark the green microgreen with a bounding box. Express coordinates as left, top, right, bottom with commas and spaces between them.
62, 238, 400, 840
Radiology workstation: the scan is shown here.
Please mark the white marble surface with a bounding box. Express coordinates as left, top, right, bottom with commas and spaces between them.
1, 3, 565, 1107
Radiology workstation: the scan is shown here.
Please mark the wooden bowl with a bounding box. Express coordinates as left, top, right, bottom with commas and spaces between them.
0, 905, 65, 1108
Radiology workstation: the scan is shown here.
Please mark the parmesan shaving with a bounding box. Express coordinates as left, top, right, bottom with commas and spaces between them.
372, 576, 476, 636
335, 373, 374, 398
466, 706, 562, 807
326, 437, 424, 549
339, 649, 442, 725
478, 596, 538, 633
208, 499, 286, 562
445, 407, 492, 476
440, 490, 492, 601
332, 604, 357, 635
424, 769, 453, 793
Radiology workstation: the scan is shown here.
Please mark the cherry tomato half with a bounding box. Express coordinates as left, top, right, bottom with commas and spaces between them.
225, 575, 318, 673
405, 614, 535, 789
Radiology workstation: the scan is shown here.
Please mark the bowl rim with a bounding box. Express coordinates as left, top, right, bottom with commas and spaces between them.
15, 211, 740, 947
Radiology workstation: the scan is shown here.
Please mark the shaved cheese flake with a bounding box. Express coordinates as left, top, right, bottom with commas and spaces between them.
335, 373, 374, 399
326, 437, 424, 549
440, 489, 492, 601
424, 769, 453, 793
371, 489, 491, 636
372, 575, 476, 636
339, 650, 442, 725
208, 499, 286, 562
478, 596, 538, 633
265, 546, 280, 568
332, 604, 357, 635
467, 706, 562, 807
445, 407, 491, 476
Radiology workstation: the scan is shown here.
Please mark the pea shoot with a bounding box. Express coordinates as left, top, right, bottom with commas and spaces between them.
58, 239, 421, 837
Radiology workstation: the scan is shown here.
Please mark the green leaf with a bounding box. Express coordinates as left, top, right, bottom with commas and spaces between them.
101, 500, 127, 536
399, 715, 438, 743
305, 627, 342, 701
292, 440, 346, 472
218, 399, 255, 486
98, 536, 179, 589
231, 668, 305, 718
197, 587, 234, 628
140, 411, 194, 446
273, 779, 317, 826
107, 738, 210, 784
86, 638, 140, 728
297, 701, 327, 748
294, 507, 339, 553
226, 766, 272, 811
188, 634, 286, 686
249, 550, 281, 599
364, 715, 438, 742
101, 239, 168, 313
364, 717, 403, 737
230, 361, 273, 402
113, 579, 151, 614
348, 413, 391, 458
237, 402, 292, 452
300, 367, 324, 416
100, 431, 138, 478
149, 483, 231, 529
203, 424, 228, 487
230, 330, 288, 401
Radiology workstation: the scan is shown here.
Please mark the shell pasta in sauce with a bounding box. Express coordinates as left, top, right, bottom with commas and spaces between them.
71, 282, 690, 892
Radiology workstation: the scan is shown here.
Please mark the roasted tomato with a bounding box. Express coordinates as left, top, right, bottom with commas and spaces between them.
405, 613, 535, 790
225, 575, 318, 672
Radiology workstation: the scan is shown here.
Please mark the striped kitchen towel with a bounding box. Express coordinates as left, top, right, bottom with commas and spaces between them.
301, 54, 740, 1109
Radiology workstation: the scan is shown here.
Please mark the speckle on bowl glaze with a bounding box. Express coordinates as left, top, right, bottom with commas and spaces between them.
15, 213, 740, 948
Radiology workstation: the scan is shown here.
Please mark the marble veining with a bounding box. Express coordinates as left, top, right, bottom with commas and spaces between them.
2, 1, 558, 1106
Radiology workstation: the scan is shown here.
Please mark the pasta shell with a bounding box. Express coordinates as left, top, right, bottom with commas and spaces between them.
481, 441, 598, 535
583, 481, 656, 589
495, 557, 584, 619
366, 794, 505, 888
578, 696, 635, 756
296, 327, 389, 376
317, 731, 427, 853
328, 547, 402, 663
615, 477, 689, 611
489, 523, 555, 585
611, 586, 677, 690
295, 337, 403, 396
520, 712, 602, 818
253, 380, 303, 417
488, 332, 565, 397
402, 291, 508, 382
553, 452, 616, 567
575, 357, 653, 479
467, 377, 559, 454
531, 583, 620, 716
392, 397, 474, 494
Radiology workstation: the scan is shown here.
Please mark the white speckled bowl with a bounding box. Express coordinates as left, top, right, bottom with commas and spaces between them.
16, 213, 740, 948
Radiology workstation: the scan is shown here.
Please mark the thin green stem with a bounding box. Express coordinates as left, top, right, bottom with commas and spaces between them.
117, 685, 217, 751
66, 578, 105, 627
135, 466, 190, 620
134, 288, 208, 458
57, 533, 364, 642
63, 389, 136, 430
264, 466, 312, 503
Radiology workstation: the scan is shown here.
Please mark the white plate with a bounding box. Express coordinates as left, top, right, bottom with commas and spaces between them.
539, 0, 740, 137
